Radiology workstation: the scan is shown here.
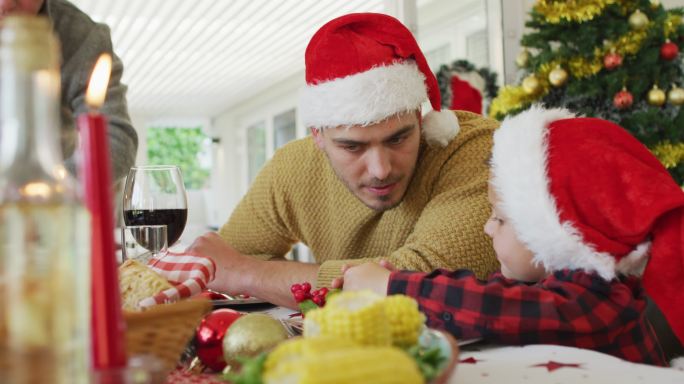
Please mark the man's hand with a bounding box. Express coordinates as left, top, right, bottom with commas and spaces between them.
334, 260, 395, 296
184, 232, 255, 296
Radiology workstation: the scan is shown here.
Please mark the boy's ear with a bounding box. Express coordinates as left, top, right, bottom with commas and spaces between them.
311, 127, 325, 150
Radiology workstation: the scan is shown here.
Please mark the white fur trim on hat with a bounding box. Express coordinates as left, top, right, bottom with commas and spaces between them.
490, 105, 626, 280
300, 61, 427, 129
423, 109, 460, 147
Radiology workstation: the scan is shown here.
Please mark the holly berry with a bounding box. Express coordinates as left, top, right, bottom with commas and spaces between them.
318, 287, 329, 296
312, 295, 325, 306
301, 282, 312, 293
290, 283, 302, 294
294, 290, 308, 303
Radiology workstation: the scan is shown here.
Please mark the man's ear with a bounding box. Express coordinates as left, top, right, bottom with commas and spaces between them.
311, 127, 325, 149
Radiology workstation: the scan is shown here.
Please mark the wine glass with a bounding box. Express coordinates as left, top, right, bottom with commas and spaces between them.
122, 165, 188, 247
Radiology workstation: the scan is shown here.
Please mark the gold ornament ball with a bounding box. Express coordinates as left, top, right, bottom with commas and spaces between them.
629, 10, 649, 30
648, 85, 666, 106
548, 67, 568, 87
515, 50, 529, 67
668, 87, 684, 106
522, 75, 540, 95
650, 0, 660, 9
222, 313, 288, 368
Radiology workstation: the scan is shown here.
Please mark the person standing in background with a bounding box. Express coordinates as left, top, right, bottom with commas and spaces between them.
0, 0, 138, 184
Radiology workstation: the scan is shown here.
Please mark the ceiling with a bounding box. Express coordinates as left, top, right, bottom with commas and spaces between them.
71, 0, 385, 118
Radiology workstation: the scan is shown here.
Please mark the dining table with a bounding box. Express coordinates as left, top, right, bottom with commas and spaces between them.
163, 304, 684, 384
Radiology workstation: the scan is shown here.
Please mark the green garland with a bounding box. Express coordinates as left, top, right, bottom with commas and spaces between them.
436, 59, 499, 114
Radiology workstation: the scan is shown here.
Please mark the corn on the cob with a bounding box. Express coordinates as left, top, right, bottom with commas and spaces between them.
263, 344, 424, 384
304, 290, 391, 346
264, 336, 356, 374
383, 294, 426, 347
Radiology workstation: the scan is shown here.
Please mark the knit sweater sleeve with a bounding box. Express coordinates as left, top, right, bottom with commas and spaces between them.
50, 0, 138, 184
218, 147, 298, 260
317, 114, 498, 287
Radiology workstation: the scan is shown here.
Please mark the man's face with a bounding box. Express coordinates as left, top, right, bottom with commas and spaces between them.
312, 110, 421, 212
0, 0, 43, 18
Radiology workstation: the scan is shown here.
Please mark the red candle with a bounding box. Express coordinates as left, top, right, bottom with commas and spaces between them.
79, 53, 127, 371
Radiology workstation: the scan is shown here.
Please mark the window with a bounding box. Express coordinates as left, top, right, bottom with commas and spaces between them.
274, 109, 297, 150
467, 29, 489, 67
247, 121, 266, 184
147, 126, 211, 190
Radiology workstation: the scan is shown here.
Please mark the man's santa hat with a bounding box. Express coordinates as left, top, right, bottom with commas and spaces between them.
490, 105, 684, 345
299, 13, 459, 147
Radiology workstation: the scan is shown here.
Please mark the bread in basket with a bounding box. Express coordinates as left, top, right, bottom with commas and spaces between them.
119, 260, 212, 371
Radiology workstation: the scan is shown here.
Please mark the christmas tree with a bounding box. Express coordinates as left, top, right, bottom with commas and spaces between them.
490, 0, 684, 183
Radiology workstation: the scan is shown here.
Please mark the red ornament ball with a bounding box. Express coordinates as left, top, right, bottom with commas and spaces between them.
660, 40, 679, 61
613, 89, 634, 110
195, 308, 243, 372
603, 52, 623, 70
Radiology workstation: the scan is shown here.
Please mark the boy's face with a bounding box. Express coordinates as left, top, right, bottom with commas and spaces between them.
484, 183, 546, 282
0, 0, 43, 18
311, 110, 421, 212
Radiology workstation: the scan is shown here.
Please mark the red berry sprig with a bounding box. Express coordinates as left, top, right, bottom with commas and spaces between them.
290, 282, 337, 314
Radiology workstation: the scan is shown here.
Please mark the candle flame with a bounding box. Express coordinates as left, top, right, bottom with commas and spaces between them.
85, 53, 112, 109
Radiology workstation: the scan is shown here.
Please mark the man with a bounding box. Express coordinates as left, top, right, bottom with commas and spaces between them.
0, 0, 138, 183
188, 13, 498, 308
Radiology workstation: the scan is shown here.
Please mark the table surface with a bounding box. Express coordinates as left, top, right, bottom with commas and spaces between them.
166, 305, 684, 384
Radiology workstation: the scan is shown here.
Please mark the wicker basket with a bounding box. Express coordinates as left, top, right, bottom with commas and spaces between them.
124, 298, 212, 372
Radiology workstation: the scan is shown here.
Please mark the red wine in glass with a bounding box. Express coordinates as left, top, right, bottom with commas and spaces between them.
123, 165, 188, 246
123, 209, 187, 246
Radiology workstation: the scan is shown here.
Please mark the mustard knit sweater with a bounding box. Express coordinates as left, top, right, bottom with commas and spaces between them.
219, 111, 498, 288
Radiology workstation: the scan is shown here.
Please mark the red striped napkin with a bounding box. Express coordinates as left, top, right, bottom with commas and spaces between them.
138, 251, 216, 309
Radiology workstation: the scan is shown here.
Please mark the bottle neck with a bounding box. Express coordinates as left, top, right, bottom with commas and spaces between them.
0, 16, 74, 202
1, 68, 64, 175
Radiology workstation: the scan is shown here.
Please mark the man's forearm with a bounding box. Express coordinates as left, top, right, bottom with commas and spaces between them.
220, 257, 320, 309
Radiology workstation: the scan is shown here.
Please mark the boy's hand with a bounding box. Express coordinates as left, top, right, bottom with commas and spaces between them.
338, 262, 392, 296
330, 260, 396, 290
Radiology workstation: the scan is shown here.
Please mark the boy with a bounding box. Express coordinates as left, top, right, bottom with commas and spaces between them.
336, 106, 684, 366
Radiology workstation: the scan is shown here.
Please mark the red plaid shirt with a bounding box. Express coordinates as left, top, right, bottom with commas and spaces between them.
389, 269, 667, 366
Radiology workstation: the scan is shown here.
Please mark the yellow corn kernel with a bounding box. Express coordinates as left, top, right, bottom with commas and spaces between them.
383, 295, 426, 347
317, 290, 391, 346
263, 345, 424, 384
264, 336, 356, 374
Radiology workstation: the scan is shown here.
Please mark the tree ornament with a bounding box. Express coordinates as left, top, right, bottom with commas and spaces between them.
648, 85, 666, 106
548, 66, 568, 87
515, 49, 529, 67
628, 10, 649, 30
668, 85, 684, 106
660, 40, 679, 61
195, 309, 244, 372
222, 313, 288, 368
522, 75, 541, 95
650, 0, 660, 9
613, 88, 633, 110
603, 52, 623, 70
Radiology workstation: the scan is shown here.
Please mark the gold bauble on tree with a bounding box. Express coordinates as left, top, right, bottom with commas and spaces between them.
668, 85, 684, 106
522, 75, 541, 95
516, 49, 529, 67
629, 10, 649, 30
650, 0, 661, 9
648, 84, 666, 106
548, 66, 568, 87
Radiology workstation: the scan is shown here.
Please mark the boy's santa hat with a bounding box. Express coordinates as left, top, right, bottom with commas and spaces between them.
489, 105, 684, 345
299, 13, 459, 147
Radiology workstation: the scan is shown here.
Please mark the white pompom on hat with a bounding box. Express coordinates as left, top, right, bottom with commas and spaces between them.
299, 13, 459, 147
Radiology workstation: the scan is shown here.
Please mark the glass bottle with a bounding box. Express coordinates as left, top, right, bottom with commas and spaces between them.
0, 16, 90, 383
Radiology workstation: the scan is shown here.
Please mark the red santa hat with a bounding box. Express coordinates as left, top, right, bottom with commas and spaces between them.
299, 13, 460, 147
489, 105, 684, 344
